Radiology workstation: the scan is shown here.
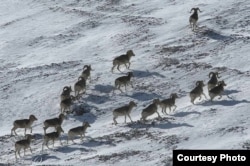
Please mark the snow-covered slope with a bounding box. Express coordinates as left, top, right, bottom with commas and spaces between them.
1, 0, 250, 165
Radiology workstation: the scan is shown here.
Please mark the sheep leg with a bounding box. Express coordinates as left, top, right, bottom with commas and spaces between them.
117, 65, 122, 72
124, 115, 127, 123
18, 150, 21, 158
46, 142, 50, 149
30, 127, 32, 133
15, 151, 18, 159
80, 134, 83, 141
164, 107, 168, 115
202, 93, 208, 99
130, 82, 133, 88
113, 116, 118, 125
128, 114, 133, 122
156, 111, 162, 119
11, 127, 16, 135
173, 105, 177, 112
169, 107, 172, 114
29, 146, 32, 154
191, 98, 195, 104
118, 85, 123, 93
24, 128, 27, 135
23, 149, 26, 156
128, 62, 131, 69
60, 138, 63, 145
161, 107, 165, 114
124, 63, 128, 69
43, 127, 47, 135
111, 65, 116, 73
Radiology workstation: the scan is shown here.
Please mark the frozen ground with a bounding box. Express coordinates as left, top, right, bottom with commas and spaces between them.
0, 0, 250, 165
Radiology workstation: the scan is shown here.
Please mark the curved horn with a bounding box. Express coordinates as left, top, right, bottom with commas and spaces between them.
197, 8, 202, 12
83, 65, 88, 70
190, 8, 195, 13
209, 72, 214, 78
63, 86, 69, 91
216, 72, 221, 78
78, 76, 84, 81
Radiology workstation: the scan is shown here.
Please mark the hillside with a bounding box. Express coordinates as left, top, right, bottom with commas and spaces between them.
1, 0, 250, 165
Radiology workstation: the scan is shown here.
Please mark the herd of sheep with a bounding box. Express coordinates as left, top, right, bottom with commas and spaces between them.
10, 7, 227, 160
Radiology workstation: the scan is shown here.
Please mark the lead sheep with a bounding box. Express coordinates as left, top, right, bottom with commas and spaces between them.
111, 50, 135, 73
189, 7, 202, 31
81, 65, 93, 80
11, 115, 37, 136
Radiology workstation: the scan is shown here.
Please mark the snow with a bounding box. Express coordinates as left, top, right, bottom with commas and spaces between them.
1, 0, 250, 165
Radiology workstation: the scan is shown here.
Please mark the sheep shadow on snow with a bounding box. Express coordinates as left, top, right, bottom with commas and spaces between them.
173, 111, 201, 117
84, 93, 111, 104
126, 119, 193, 129
81, 138, 116, 147
126, 92, 162, 101
94, 84, 114, 93
32, 154, 60, 162
55, 145, 95, 154
197, 26, 232, 41
132, 69, 165, 78
201, 99, 250, 106
224, 89, 241, 96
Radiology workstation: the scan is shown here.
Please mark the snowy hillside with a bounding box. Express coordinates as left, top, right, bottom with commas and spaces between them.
1, 0, 250, 165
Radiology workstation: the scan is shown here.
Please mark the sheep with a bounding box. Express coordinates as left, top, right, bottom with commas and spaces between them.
189, 81, 207, 104
207, 72, 220, 91
113, 101, 137, 125
81, 65, 93, 80
15, 134, 34, 159
113, 72, 134, 93
43, 114, 65, 134
189, 7, 202, 31
140, 99, 161, 122
111, 50, 135, 73
209, 80, 227, 101
11, 115, 38, 136
60, 95, 76, 113
74, 76, 86, 98
60, 86, 73, 101
42, 126, 64, 150
67, 122, 91, 144
160, 93, 178, 115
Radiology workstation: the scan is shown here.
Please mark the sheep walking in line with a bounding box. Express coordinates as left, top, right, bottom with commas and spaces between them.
112, 101, 137, 125
111, 50, 135, 73
189, 7, 202, 31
